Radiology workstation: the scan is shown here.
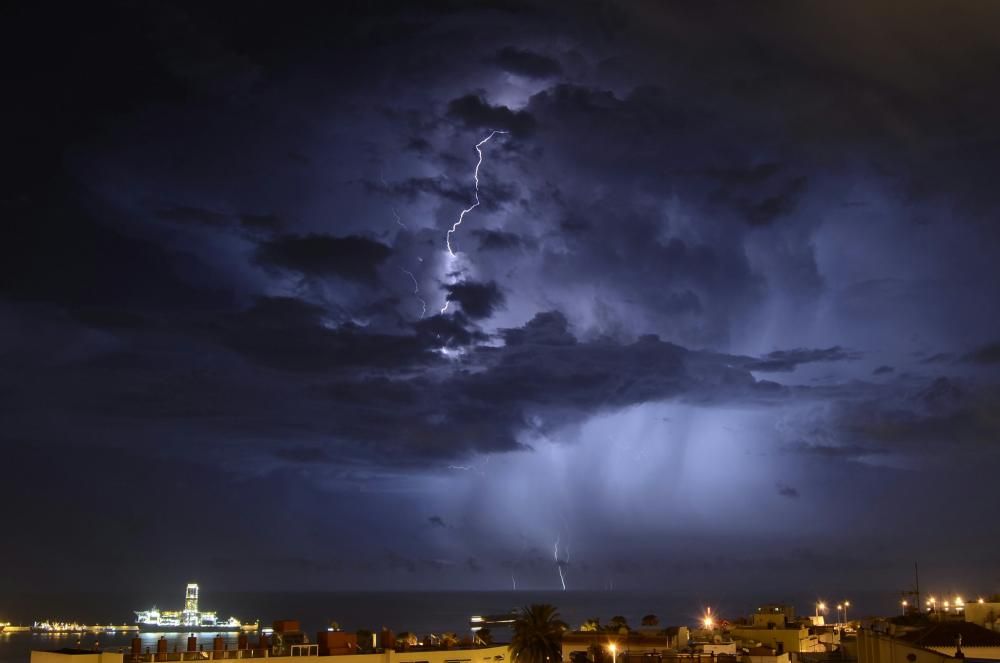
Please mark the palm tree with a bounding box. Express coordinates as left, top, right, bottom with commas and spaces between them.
511, 604, 568, 663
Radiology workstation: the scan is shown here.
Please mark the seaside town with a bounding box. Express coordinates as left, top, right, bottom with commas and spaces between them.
8, 583, 1000, 663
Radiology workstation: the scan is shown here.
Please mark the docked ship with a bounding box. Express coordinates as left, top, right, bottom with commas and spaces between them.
3, 622, 33, 634
134, 583, 255, 633
31, 622, 138, 634
0, 622, 31, 635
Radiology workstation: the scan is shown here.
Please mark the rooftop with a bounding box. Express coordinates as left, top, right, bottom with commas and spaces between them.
897, 622, 1000, 648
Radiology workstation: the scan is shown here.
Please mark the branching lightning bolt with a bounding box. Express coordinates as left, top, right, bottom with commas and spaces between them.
444, 130, 508, 257
401, 268, 426, 318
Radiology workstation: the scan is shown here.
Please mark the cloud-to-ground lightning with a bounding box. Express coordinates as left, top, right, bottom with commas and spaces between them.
554, 534, 567, 591
444, 130, 508, 258
401, 268, 426, 318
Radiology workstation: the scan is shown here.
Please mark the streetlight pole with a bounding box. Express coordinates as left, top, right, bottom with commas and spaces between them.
844, 601, 850, 624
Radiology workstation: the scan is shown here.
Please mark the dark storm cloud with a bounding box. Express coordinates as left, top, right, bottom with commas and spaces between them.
739, 347, 861, 372
443, 281, 505, 319
0, 194, 230, 311
217, 296, 434, 372
6, 0, 1000, 592
473, 229, 533, 252
303, 312, 783, 460
491, 46, 562, 78
446, 94, 536, 136
798, 378, 1000, 460
700, 165, 809, 227
501, 310, 576, 347
254, 234, 392, 283
240, 212, 283, 232
963, 342, 1000, 365
191, 310, 780, 462
741, 176, 808, 228
428, 516, 446, 528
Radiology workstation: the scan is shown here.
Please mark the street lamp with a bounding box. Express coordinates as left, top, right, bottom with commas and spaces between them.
816, 602, 826, 619
901, 600, 908, 615
836, 605, 843, 624
609, 643, 617, 663
844, 601, 851, 623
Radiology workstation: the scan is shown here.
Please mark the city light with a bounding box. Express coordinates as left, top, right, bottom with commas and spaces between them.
701, 606, 715, 629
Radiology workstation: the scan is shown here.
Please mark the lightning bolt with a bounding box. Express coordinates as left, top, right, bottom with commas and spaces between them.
444, 130, 508, 257
401, 268, 426, 318
392, 207, 406, 230
511, 574, 517, 591
446, 462, 488, 476
554, 535, 566, 591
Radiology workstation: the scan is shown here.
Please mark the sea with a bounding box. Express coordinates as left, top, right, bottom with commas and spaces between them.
0, 590, 902, 663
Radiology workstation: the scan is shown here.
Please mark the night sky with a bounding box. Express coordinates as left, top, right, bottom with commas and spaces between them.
3, 2, 1000, 597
